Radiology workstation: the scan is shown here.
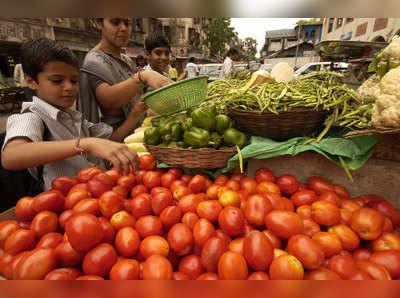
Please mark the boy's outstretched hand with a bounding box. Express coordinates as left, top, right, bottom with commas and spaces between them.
81, 138, 140, 174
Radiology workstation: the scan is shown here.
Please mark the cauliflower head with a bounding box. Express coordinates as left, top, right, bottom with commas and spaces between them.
381, 35, 400, 59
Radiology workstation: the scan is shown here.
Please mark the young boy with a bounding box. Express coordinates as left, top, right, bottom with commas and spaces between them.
144, 33, 171, 77
1, 38, 140, 191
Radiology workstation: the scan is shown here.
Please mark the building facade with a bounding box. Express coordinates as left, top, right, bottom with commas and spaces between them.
321, 18, 400, 42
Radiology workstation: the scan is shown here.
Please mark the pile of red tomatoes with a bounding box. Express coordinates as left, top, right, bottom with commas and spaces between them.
0, 154, 399, 280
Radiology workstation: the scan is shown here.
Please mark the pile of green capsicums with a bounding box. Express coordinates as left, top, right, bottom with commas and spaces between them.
144, 105, 248, 149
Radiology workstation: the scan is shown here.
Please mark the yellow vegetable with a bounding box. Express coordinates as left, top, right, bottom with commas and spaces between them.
137, 152, 150, 157
141, 116, 155, 128
240, 70, 273, 92
134, 127, 148, 134
124, 131, 144, 144
126, 142, 147, 153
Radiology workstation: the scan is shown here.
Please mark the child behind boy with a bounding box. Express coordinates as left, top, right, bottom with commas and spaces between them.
1, 38, 140, 191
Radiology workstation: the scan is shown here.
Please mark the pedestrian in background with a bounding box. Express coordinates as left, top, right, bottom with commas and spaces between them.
169, 62, 178, 81
220, 48, 239, 78
135, 54, 146, 72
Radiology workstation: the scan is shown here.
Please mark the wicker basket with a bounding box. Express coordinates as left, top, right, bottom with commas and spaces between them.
145, 145, 236, 169
228, 108, 328, 140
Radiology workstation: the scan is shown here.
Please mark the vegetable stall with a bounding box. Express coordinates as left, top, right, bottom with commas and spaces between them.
0, 38, 400, 281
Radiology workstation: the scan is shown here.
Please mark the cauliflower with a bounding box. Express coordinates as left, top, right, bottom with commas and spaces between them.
357, 74, 380, 99
271, 62, 294, 83
381, 35, 400, 59
379, 67, 400, 95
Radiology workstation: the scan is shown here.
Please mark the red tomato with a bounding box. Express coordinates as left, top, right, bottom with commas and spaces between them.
333, 184, 350, 200
240, 178, 257, 195
370, 250, 400, 278
196, 200, 223, 223
311, 201, 340, 226
170, 180, 187, 192
296, 205, 312, 219
276, 174, 299, 195
181, 174, 193, 185
206, 184, 220, 200
312, 232, 342, 257
72, 198, 100, 216
353, 249, 372, 262
168, 223, 193, 256
350, 207, 385, 240
172, 271, 191, 280
64, 189, 90, 210
15, 197, 36, 222
4, 229, 36, 255
214, 175, 229, 186
302, 219, 321, 237
265, 210, 304, 239
0, 253, 13, 277
188, 175, 207, 194
218, 251, 248, 280
151, 191, 173, 215
3, 251, 28, 280
229, 237, 244, 255
58, 210, 74, 231
181, 212, 199, 230
178, 254, 204, 279
173, 186, 192, 201
130, 184, 148, 198
356, 260, 391, 280
82, 243, 118, 278
305, 268, 342, 280
257, 181, 281, 195
243, 231, 273, 271
244, 194, 272, 227
68, 183, 88, 194
15, 248, 57, 280
319, 191, 341, 206
328, 225, 360, 251
372, 232, 400, 251
0, 220, 20, 249
36, 232, 63, 249
105, 168, 121, 183
369, 201, 400, 227
218, 206, 245, 237
54, 241, 84, 267
218, 190, 240, 208
110, 210, 136, 230
262, 230, 282, 249
193, 219, 215, 247
200, 237, 227, 273
135, 216, 163, 238
87, 173, 114, 198
98, 191, 124, 218
269, 254, 304, 280
230, 173, 245, 182
349, 270, 373, 280
45, 268, 81, 280
197, 272, 219, 280
130, 193, 152, 218
341, 200, 362, 212
51, 176, 78, 196
339, 208, 353, 225
117, 174, 136, 189
160, 206, 182, 231
142, 255, 173, 280
33, 190, 65, 213
287, 234, 325, 270
139, 154, 156, 170
247, 272, 269, 280
225, 180, 241, 192
308, 176, 334, 194
291, 190, 317, 207
168, 168, 183, 179
139, 235, 169, 259
112, 185, 129, 199
98, 217, 116, 244
161, 172, 176, 188
77, 167, 101, 183
65, 213, 104, 253
255, 168, 275, 184
114, 227, 140, 257
383, 217, 394, 233
109, 259, 140, 280
76, 275, 104, 280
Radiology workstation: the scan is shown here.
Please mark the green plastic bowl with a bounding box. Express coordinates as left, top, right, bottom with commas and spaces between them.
142, 75, 209, 115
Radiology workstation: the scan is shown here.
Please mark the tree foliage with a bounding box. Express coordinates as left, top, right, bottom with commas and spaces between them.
241, 37, 258, 61
202, 18, 235, 61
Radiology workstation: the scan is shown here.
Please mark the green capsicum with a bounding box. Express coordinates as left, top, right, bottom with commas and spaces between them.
144, 127, 161, 145
191, 105, 216, 131
170, 123, 183, 141
183, 127, 210, 148
215, 114, 234, 134
182, 117, 193, 131
223, 128, 248, 148
150, 116, 163, 127
208, 132, 222, 149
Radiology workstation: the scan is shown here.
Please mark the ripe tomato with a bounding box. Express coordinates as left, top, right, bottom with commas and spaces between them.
370, 250, 400, 278
173, 186, 192, 201
98, 191, 124, 218
68, 183, 88, 194
139, 235, 169, 259
0, 220, 20, 249
114, 227, 140, 257
383, 217, 394, 233
4, 229, 35, 255
188, 175, 207, 194
356, 260, 391, 280
372, 232, 400, 251
3, 251, 28, 280
319, 191, 341, 206
312, 232, 342, 257
193, 219, 215, 247
51, 176, 78, 196
240, 178, 257, 195
248, 272, 269, 280
44, 268, 81, 280
143, 171, 161, 189
77, 167, 101, 183
109, 259, 140, 280
173, 271, 191, 280
296, 205, 312, 219
181, 212, 199, 230
350, 207, 385, 240
214, 175, 229, 186
197, 200, 223, 223
302, 219, 321, 237
135, 216, 163, 238
349, 270, 373, 280
333, 184, 350, 200
339, 208, 353, 225
206, 184, 220, 200
54, 241, 84, 267
170, 180, 187, 193
197, 272, 219, 280
168, 168, 182, 179
59, 210, 74, 231
229, 237, 244, 255
225, 180, 241, 192
328, 225, 360, 251
15, 248, 57, 280
244, 194, 272, 227
218, 206, 245, 237
105, 168, 121, 183
110, 211, 136, 230
76, 275, 104, 280
65, 213, 104, 253
200, 237, 227, 273
218, 251, 248, 280
98, 217, 116, 244
269, 254, 304, 280
64, 189, 90, 210
273, 248, 288, 259
257, 182, 281, 195
243, 231, 273, 271
151, 192, 173, 216
261, 230, 282, 249
305, 268, 342, 280
82, 243, 118, 277
161, 172, 176, 188
276, 174, 299, 195
265, 210, 304, 239
311, 201, 340, 226
291, 190, 317, 207
15, 197, 36, 222
168, 223, 193, 256
341, 200, 362, 212
255, 168, 275, 184
130, 184, 148, 198
139, 154, 156, 170
36, 232, 63, 249
72, 198, 99, 216
287, 234, 325, 270
218, 190, 240, 208
117, 174, 136, 189
142, 255, 173, 280
178, 194, 200, 214
181, 174, 193, 185
353, 249, 372, 262
130, 193, 152, 218
160, 206, 182, 230
33, 190, 65, 213
87, 173, 114, 198
308, 176, 334, 194
369, 201, 400, 227
179, 254, 204, 279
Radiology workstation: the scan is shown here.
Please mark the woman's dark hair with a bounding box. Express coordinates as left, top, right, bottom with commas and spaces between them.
145, 32, 170, 53
227, 48, 239, 57
21, 38, 79, 82
189, 57, 195, 63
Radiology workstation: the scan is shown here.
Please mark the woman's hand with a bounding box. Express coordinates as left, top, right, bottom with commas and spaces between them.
81, 138, 140, 174
142, 70, 173, 89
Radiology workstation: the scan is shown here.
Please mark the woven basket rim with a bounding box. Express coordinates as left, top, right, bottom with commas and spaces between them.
142, 75, 209, 103
146, 144, 237, 153
229, 107, 326, 115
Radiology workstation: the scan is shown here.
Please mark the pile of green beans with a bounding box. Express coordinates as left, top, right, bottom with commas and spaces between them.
206, 71, 372, 129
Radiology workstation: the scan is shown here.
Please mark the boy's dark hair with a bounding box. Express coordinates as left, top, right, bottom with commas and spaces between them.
189, 57, 195, 63
227, 48, 239, 57
145, 32, 170, 53
21, 38, 79, 82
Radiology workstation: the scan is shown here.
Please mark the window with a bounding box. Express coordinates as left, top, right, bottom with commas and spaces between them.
328, 23, 333, 33
346, 18, 354, 23
337, 18, 343, 28
135, 18, 143, 32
